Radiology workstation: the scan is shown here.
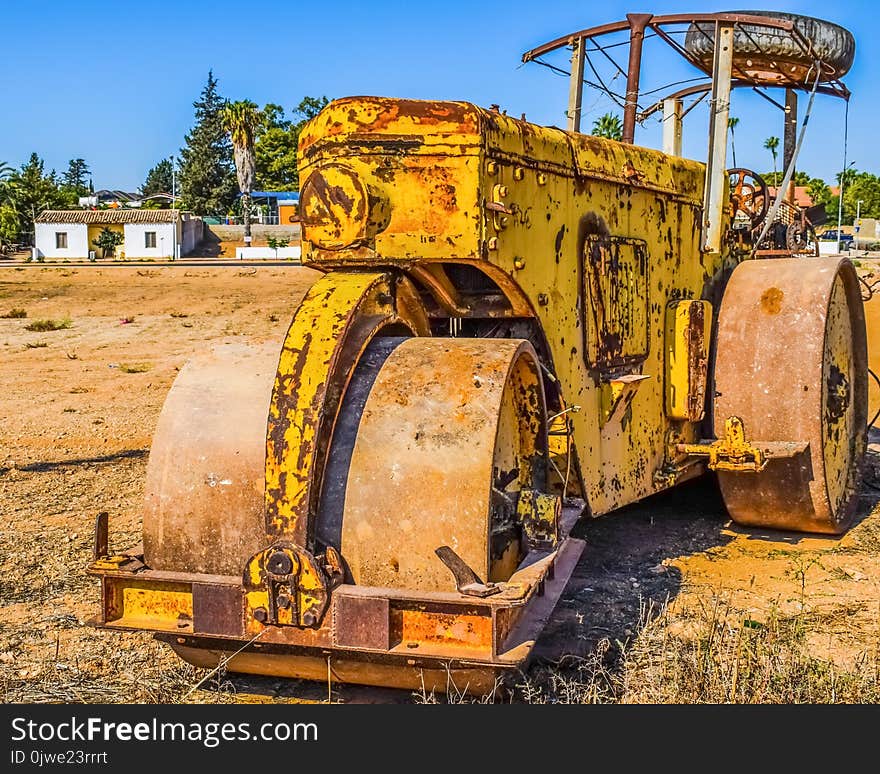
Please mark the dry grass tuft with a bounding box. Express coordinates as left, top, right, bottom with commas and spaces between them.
508, 594, 880, 704
24, 317, 72, 332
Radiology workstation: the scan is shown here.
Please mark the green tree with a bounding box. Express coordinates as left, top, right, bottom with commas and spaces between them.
763, 170, 811, 187
0, 163, 18, 249
840, 170, 880, 222
764, 136, 780, 180
255, 126, 298, 190
178, 71, 237, 215
591, 112, 623, 141
262, 103, 291, 130
807, 176, 833, 213
141, 158, 174, 197
2, 154, 69, 245
92, 227, 124, 258
293, 96, 329, 123
62, 158, 90, 195
222, 100, 263, 241
727, 117, 739, 167
254, 97, 330, 192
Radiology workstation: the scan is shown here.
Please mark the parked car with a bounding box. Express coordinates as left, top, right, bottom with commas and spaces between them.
819, 229, 854, 245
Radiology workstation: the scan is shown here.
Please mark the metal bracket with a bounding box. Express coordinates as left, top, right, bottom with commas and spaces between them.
517, 489, 561, 550
601, 374, 651, 424
243, 543, 344, 628
675, 415, 808, 473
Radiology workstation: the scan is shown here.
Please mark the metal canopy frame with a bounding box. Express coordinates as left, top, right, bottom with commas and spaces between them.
521, 12, 851, 254
522, 12, 850, 140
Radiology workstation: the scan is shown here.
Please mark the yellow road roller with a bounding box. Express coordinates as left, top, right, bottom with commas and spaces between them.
89, 12, 867, 693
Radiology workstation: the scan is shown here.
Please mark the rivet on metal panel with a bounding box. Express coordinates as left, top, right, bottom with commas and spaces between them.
487, 161, 499, 175
538, 293, 549, 306
514, 257, 526, 270
514, 167, 525, 181
537, 173, 548, 185
488, 237, 499, 250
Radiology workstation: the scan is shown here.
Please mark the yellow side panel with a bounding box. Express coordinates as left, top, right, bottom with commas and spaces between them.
665, 300, 712, 421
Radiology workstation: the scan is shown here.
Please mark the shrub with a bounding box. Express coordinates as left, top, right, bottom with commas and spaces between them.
24, 317, 72, 332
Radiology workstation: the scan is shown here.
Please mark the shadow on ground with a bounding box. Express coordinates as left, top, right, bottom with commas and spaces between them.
533, 475, 732, 666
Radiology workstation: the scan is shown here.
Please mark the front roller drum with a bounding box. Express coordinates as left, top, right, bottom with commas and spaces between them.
713, 257, 867, 533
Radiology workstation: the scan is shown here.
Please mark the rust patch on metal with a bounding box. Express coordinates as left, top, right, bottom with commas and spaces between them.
333, 595, 391, 650
760, 286, 784, 314
193, 584, 244, 637
825, 362, 850, 425
686, 301, 707, 420
390, 604, 493, 651
582, 235, 649, 368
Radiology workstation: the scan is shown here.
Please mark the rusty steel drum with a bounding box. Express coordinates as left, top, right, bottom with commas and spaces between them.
142, 341, 280, 575
713, 257, 867, 533
319, 336, 546, 592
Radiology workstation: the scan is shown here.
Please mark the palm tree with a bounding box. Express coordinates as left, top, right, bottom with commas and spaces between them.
764, 136, 780, 184
727, 117, 739, 167
221, 101, 263, 243
0, 162, 17, 209
591, 113, 623, 141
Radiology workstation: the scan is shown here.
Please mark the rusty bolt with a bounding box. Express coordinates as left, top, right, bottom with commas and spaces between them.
253, 607, 269, 623
301, 611, 317, 627
538, 293, 550, 306
514, 257, 526, 270
376, 292, 393, 306
487, 161, 499, 176
488, 237, 499, 251
277, 593, 291, 610
268, 550, 294, 576
537, 173, 548, 186
514, 167, 524, 181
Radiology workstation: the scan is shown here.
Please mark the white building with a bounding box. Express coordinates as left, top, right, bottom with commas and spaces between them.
34, 209, 203, 260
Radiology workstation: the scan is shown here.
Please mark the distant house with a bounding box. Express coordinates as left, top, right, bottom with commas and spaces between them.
767, 185, 840, 208
78, 189, 142, 208
248, 191, 299, 224
277, 194, 300, 225
34, 209, 203, 260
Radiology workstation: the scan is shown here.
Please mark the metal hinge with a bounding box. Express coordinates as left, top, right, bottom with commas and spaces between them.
675, 416, 808, 473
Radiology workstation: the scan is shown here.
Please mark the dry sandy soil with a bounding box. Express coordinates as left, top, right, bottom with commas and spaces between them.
2, 262, 880, 704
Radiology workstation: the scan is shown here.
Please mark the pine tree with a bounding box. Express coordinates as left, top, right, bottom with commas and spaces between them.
62, 158, 90, 195
178, 71, 236, 215
141, 158, 174, 197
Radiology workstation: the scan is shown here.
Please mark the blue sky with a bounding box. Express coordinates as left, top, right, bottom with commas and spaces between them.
0, 1, 873, 189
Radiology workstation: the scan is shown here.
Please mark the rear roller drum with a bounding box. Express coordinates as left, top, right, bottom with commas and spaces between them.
316, 336, 548, 591
713, 257, 867, 534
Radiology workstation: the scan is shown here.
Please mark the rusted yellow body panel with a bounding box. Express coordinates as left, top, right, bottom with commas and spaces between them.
299, 96, 717, 515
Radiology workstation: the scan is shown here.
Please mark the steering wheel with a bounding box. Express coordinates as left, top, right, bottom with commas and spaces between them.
728, 168, 770, 230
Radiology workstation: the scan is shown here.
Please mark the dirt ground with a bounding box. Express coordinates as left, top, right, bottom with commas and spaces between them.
2, 263, 880, 704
